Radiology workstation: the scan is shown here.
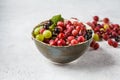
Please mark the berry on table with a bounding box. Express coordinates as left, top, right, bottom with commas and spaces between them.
112, 41, 118, 48
93, 16, 99, 21
103, 18, 109, 23
93, 42, 99, 50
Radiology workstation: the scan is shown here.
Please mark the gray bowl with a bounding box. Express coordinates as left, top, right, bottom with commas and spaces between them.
32, 20, 93, 64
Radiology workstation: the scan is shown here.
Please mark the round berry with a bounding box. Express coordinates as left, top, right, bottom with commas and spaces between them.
67, 36, 75, 42
58, 33, 65, 39
36, 34, 44, 41
49, 40, 56, 46
70, 39, 78, 45
112, 41, 118, 48
93, 16, 99, 21
43, 30, 52, 38
34, 27, 40, 35
76, 26, 81, 31
108, 39, 113, 46
77, 36, 85, 42
57, 21, 64, 27
72, 29, 79, 36
93, 43, 99, 50
103, 34, 109, 41
39, 28, 45, 34
93, 33, 100, 41
90, 40, 96, 47
103, 18, 109, 23
54, 27, 60, 34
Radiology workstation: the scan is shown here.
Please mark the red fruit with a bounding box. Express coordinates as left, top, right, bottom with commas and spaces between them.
57, 26, 63, 32
103, 34, 109, 41
57, 40, 63, 46
70, 39, 78, 45
93, 16, 99, 21
77, 36, 85, 42
92, 21, 97, 26
108, 39, 113, 46
49, 40, 56, 46
93, 43, 99, 50
72, 29, 79, 36
73, 21, 79, 26
76, 26, 81, 31
39, 28, 45, 34
112, 31, 118, 37
103, 18, 109, 23
55, 38, 59, 43
94, 27, 100, 32
90, 40, 96, 47
112, 41, 118, 48
67, 26, 73, 32
118, 30, 120, 35
58, 33, 65, 39
57, 21, 64, 27
67, 36, 75, 42
65, 20, 72, 25
65, 31, 71, 38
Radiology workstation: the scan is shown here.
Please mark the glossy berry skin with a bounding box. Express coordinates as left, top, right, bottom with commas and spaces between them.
72, 29, 79, 36
49, 40, 56, 46
93, 16, 99, 21
103, 18, 109, 23
108, 39, 113, 46
76, 26, 81, 31
57, 21, 64, 27
77, 36, 85, 42
115, 36, 120, 42
90, 40, 96, 47
70, 39, 78, 45
44, 24, 49, 29
43, 30, 52, 38
58, 33, 65, 39
93, 33, 100, 41
93, 43, 99, 50
112, 41, 118, 48
54, 27, 60, 34
103, 34, 109, 41
57, 39, 65, 46
36, 34, 44, 41
39, 28, 45, 34
67, 36, 75, 42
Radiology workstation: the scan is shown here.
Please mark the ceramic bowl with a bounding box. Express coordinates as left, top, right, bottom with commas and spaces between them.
32, 20, 93, 64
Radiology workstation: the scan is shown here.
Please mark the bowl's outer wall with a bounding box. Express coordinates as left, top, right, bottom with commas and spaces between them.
32, 20, 93, 63
33, 38, 91, 63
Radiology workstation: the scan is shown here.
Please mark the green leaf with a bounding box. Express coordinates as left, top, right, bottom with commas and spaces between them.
51, 14, 64, 24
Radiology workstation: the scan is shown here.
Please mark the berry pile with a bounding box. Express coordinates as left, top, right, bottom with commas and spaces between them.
88, 16, 120, 49
33, 15, 93, 46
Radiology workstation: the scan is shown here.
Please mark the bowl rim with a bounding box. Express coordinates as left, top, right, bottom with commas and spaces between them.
31, 20, 94, 48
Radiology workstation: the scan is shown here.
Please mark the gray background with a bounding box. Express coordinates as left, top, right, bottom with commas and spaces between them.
0, 0, 120, 80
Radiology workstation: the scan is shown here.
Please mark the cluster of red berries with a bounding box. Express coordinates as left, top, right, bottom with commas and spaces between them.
45, 20, 92, 46
88, 16, 120, 49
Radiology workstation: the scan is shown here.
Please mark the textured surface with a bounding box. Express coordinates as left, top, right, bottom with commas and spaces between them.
0, 0, 120, 80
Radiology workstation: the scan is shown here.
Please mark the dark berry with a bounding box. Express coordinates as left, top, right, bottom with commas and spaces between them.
44, 24, 49, 29
47, 20, 53, 26
112, 41, 118, 48
115, 36, 120, 42
54, 27, 60, 34
108, 39, 113, 46
93, 43, 99, 50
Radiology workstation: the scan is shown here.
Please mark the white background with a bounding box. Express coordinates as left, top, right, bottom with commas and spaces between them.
0, 0, 120, 80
